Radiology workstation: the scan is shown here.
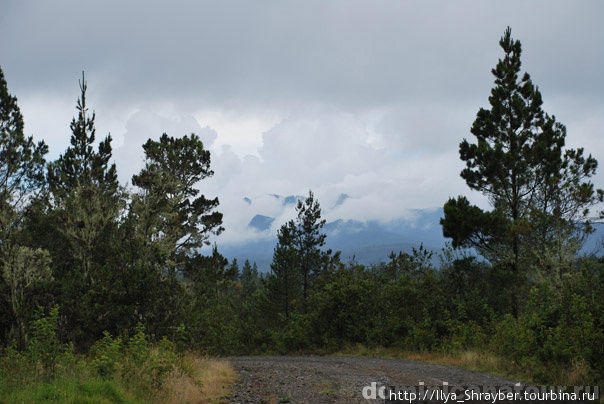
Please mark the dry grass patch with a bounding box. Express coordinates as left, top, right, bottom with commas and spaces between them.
335, 346, 529, 383
162, 354, 235, 404
406, 351, 595, 387
405, 350, 505, 375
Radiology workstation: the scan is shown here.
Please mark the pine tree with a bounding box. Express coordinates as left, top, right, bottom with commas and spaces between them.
47, 72, 118, 198
294, 190, 329, 310
0, 67, 48, 213
268, 221, 301, 319
131, 133, 223, 274
240, 259, 259, 295
268, 190, 338, 315
46, 72, 121, 285
441, 27, 603, 312
0, 66, 49, 347
226, 258, 239, 282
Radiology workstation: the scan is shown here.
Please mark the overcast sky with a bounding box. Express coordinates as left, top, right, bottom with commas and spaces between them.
1, 1, 603, 244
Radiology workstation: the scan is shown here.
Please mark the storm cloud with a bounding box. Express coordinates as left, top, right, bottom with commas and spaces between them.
1, 0, 603, 245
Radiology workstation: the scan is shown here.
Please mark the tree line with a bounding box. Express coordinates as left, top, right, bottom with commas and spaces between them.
0, 71, 224, 350
1, 27, 603, 387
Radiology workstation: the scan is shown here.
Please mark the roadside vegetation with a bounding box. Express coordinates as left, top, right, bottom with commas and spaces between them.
0, 307, 234, 403
0, 26, 602, 401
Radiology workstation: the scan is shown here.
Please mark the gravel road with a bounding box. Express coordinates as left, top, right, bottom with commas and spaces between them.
223, 356, 516, 403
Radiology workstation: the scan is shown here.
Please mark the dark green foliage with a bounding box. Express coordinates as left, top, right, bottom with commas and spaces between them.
0, 68, 48, 204
47, 72, 118, 198
36, 73, 123, 347
0, 66, 49, 348
240, 259, 260, 295
266, 190, 339, 319
441, 28, 603, 318
311, 265, 379, 348
294, 191, 329, 307
267, 221, 302, 319
0, 71, 226, 350
490, 259, 604, 383
131, 133, 224, 261
120, 134, 225, 341
441, 196, 508, 250
442, 28, 603, 273
226, 258, 239, 281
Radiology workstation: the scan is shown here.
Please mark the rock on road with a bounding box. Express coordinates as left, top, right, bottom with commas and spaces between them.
223, 356, 515, 403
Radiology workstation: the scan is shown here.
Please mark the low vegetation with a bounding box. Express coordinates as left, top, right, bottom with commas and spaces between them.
0, 308, 234, 403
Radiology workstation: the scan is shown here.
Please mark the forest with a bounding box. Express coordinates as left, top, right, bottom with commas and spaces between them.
0, 28, 603, 402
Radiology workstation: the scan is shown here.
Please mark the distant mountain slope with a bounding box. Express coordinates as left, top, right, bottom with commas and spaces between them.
222, 207, 447, 272
222, 194, 604, 272
248, 214, 275, 232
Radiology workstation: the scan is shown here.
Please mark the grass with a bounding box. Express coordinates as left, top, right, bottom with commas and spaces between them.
0, 353, 236, 404
335, 345, 577, 385
162, 354, 236, 404
0, 378, 140, 404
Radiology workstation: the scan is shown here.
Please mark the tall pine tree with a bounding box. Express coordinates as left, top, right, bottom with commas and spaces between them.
268, 190, 338, 316
441, 27, 603, 312
0, 66, 50, 347
46, 72, 121, 285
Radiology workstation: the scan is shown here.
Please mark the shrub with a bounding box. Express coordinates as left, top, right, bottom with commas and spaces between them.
90, 332, 124, 377
26, 305, 71, 378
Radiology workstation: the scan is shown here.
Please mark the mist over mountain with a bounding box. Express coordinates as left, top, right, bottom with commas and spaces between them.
219, 193, 447, 271
219, 194, 604, 272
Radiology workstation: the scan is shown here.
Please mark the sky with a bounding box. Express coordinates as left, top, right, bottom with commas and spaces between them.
1, 1, 603, 245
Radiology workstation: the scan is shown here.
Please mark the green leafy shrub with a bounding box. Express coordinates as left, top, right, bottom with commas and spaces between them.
446, 319, 487, 352
27, 305, 71, 378
90, 332, 124, 377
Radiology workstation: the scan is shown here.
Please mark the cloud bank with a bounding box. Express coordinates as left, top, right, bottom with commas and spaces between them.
1, 0, 603, 246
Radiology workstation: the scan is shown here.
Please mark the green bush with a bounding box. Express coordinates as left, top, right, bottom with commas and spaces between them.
90, 332, 124, 377
1, 321, 182, 403
26, 305, 73, 379
89, 324, 179, 393
446, 319, 487, 352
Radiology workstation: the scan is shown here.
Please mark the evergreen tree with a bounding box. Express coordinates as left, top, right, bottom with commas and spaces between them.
0, 67, 48, 214
441, 27, 603, 264
32, 73, 124, 345
0, 66, 49, 347
47, 72, 118, 198
131, 133, 224, 274
240, 259, 259, 295
226, 258, 239, 282
125, 133, 223, 337
267, 221, 301, 319
293, 190, 336, 310
46, 72, 121, 285
185, 246, 229, 295
268, 190, 338, 315
441, 27, 602, 312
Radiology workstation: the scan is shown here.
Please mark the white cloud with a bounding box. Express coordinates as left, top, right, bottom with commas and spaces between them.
2, 0, 602, 247
113, 109, 217, 184
196, 107, 489, 245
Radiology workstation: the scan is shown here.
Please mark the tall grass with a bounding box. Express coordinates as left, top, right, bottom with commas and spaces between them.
336, 344, 596, 388
0, 309, 235, 403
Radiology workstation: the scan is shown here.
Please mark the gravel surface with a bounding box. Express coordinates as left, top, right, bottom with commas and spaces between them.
223, 355, 516, 403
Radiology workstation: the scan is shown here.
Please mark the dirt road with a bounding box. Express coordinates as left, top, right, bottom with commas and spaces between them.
224, 355, 515, 403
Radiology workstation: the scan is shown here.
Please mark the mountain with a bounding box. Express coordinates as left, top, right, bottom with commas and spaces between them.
221, 194, 604, 272
248, 214, 275, 232
223, 206, 448, 272
282, 195, 304, 206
